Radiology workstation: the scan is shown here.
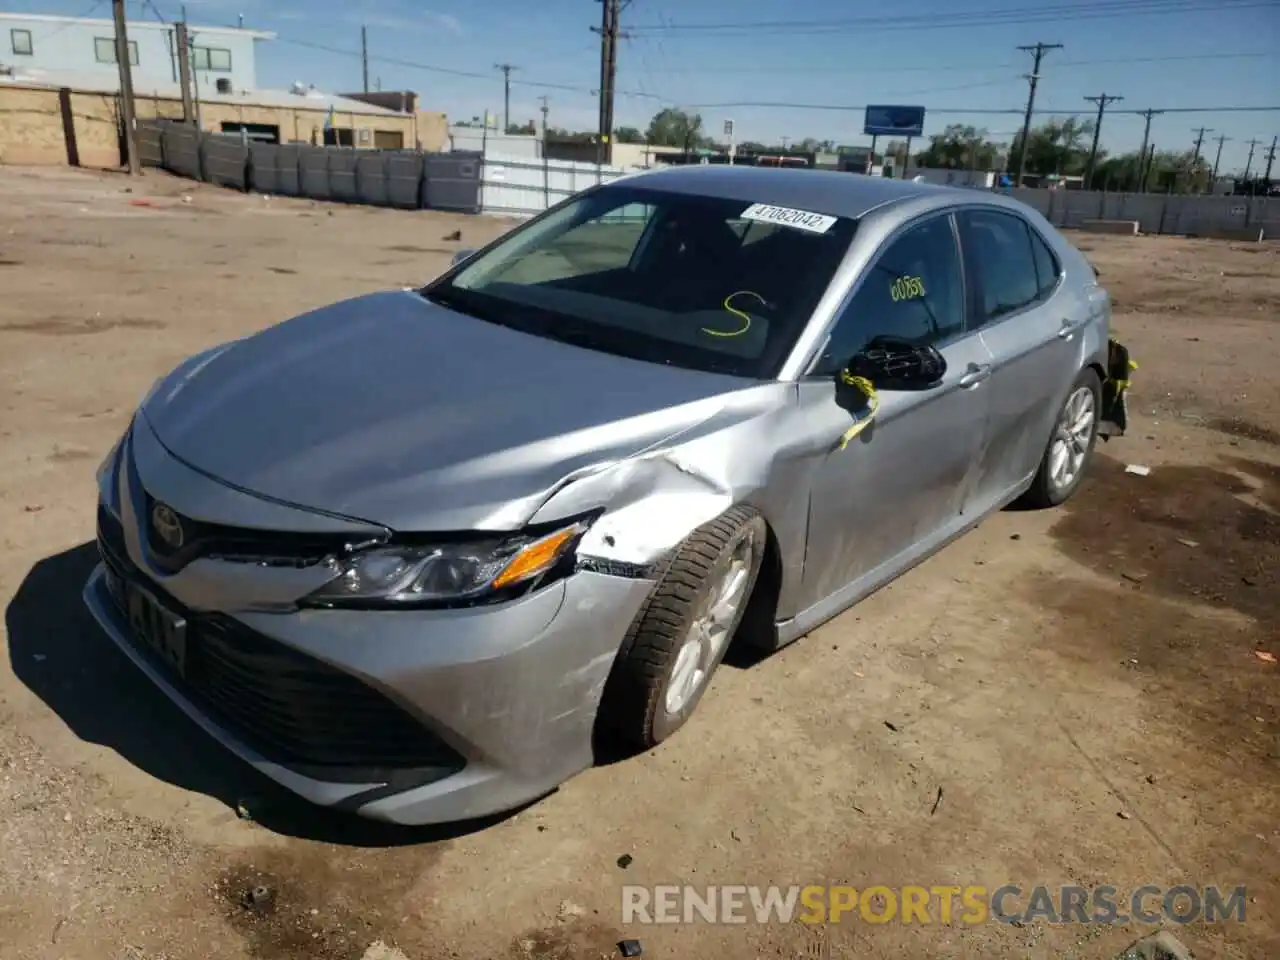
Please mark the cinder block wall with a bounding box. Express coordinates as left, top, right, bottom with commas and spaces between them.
0, 84, 450, 167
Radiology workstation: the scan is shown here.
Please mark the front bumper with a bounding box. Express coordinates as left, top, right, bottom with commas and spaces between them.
82, 419, 655, 825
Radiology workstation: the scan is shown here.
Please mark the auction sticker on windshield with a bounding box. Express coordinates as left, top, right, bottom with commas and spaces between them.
740, 203, 837, 235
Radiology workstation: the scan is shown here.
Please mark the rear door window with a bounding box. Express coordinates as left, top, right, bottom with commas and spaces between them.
958, 210, 1043, 326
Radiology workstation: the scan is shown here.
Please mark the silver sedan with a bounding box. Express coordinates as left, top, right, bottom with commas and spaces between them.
84, 166, 1131, 824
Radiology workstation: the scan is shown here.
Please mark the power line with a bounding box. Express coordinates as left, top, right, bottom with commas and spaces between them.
274, 35, 662, 100
35, 0, 110, 39
1083, 93, 1124, 186
638, 50, 1273, 76
654, 100, 1280, 114
1015, 42, 1062, 187
623, 0, 1271, 37
269, 32, 1280, 124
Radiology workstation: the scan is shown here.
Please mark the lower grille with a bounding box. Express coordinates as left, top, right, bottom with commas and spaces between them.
190, 616, 463, 774
95, 506, 464, 782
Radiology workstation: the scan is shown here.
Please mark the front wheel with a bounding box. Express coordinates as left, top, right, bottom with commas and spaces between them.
1021, 368, 1102, 509
601, 505, 767, 750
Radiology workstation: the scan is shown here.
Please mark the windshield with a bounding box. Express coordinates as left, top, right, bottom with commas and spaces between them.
423, 184, 858, 378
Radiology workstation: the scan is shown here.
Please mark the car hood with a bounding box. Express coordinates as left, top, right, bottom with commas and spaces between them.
142, 291, 755, 531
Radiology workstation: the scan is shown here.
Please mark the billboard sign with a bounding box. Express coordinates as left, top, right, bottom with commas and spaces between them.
863, 105, 926, 138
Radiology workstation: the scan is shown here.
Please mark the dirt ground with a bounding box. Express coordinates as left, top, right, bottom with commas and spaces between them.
0, 166, 1276, 960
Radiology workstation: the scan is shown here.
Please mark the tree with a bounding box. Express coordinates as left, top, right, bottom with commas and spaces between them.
613, 126, 645, 144
915, 124, 1001, 170
1091, 151, 1146, 191
1086, 148, 1211, 193
645, 108, 705, 149
545, 126, 595, 144
505, 121, 537, 136
1008, 117, 1096, 178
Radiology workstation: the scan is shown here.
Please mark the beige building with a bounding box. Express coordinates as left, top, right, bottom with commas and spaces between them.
0, 75, 449, 169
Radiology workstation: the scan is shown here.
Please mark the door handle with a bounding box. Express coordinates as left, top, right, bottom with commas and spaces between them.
1057, 317, 1084, 339
959, 363, 991, 388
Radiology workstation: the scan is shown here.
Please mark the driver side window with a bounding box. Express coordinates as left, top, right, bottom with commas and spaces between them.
812, 215, 965, 376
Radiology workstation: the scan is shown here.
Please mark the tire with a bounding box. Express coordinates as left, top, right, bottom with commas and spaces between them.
1021, 367, 1103, 509
601, 505, 767, 750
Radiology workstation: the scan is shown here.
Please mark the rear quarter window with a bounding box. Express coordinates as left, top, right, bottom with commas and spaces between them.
1028, 227, 1062, 298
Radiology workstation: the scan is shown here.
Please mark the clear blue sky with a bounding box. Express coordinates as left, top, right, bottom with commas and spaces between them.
13, 0, 1280, 173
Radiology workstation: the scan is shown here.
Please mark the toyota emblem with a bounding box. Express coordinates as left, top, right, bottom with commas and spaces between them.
151, 502, 184, 549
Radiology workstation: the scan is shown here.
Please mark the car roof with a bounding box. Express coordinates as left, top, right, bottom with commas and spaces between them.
615, 165, 965, 220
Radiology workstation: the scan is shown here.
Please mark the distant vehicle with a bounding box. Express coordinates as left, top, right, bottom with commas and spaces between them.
85, 167, 1130, 825
755, 155, 810, 168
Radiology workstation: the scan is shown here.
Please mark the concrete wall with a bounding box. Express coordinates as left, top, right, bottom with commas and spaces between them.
0, 13, 268, 93
0, 85, 121, 167
480, 150, 635, 217
0, 84, 449, 168
543, 140, 684, 168
448, 127, 541, 158
1008, 188, 1276, 239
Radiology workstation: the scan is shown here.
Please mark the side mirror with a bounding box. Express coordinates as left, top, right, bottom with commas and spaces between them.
451, 248, 478, 267
842, 337, 946, 392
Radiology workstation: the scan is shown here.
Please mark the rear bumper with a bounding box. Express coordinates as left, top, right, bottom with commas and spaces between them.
1099, 336, 1134, 438
82, 420, 656, 825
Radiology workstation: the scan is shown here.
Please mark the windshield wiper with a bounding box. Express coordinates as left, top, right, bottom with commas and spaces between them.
541, 323, 627, 355
421, 286, 527, 330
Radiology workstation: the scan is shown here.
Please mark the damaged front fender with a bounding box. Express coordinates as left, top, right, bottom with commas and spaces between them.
527, 385, 793, 576
532, 450, 737, 575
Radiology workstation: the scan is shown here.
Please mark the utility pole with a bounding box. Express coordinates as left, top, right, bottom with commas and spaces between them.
494, 63, 517, 134
604, 1, 623, 164
1263, 135, 1277, 185
1190, 126, 1211, 193
1135, 108, 1162, 192
1191, 127, 1211, 165
174, 20, 195, 123
112, 0, 140, 175
591, 0, 625, 166
1082, 92, 1122, 188
1014, 42, 1062, 187
361, 26, 369, 94
1210, 134, 1230, 185
593, 0, 612, 165
1241, 138, 1260, 180
538, 94, 550, 139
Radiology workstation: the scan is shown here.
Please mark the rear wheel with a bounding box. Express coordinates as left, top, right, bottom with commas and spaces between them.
601, 505, 766, 749
1021, 368, 1102, 508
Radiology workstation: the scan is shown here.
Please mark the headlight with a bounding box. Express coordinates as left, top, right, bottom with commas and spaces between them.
95, 419, 132, 503
303, 520, 590, 608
